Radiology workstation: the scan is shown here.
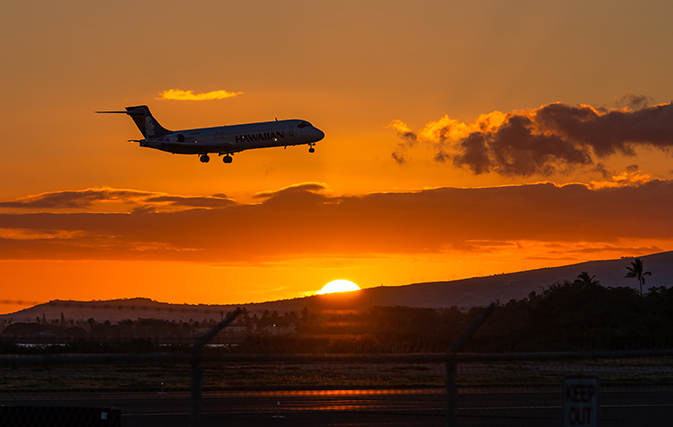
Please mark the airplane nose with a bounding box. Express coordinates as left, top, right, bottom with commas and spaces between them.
315, 128, 325, 141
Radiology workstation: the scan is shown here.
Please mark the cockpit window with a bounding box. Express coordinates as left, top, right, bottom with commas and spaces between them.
297, 121, 312, 128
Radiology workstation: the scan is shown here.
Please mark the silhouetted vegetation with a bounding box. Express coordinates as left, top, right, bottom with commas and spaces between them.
3, 273, 673, 354
470, 273, 673, 352
625, 258, 652, 296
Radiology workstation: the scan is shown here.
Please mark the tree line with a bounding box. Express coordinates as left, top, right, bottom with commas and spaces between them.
470, 271, 673, 352
2, 259, 671, 354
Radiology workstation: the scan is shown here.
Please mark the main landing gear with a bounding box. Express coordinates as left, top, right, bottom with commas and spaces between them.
201, 153, 233, 164
308, 143, 315, 153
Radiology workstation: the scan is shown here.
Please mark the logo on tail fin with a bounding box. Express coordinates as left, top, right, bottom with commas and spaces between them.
123, 105, 170, 139
145, 116, 156, 137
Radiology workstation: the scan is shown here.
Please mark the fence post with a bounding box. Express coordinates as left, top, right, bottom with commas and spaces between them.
190, 356, 204, 427
446, 302, 495, 427
189, 308, 242, 427
446, 356, 458, 427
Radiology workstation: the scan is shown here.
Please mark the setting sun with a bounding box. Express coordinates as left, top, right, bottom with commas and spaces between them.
317, 280, 361, 295
1, 1, 672, 315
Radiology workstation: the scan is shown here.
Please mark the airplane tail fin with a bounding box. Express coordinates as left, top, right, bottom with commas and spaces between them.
124, 105, 171, 138
97, 105, 171, 138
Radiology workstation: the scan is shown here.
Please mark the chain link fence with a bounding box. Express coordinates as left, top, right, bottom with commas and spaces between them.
2, 302, 673, 426
2, 351, 673, 426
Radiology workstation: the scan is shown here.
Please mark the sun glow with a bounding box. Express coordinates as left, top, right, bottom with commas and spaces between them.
317, 280, 361, 295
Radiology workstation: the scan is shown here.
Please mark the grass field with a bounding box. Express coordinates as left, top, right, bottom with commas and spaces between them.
2, 357, 673, 392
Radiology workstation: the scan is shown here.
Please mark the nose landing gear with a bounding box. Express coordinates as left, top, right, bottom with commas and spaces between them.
199, 154, 210, 163
308, 143, 315, 153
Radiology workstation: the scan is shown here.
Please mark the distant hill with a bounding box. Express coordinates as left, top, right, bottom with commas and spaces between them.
3, 251, 672, 324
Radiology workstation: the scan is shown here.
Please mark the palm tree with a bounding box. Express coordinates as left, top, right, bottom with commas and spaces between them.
624, 258, 652, 296
575, 272, 600, 287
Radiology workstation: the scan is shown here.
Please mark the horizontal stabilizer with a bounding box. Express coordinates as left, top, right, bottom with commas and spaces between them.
96, 110, 145, 116
98, 105, 170, 138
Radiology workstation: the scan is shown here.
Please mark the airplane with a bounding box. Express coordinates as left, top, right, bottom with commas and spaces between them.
97, 105, 325, 163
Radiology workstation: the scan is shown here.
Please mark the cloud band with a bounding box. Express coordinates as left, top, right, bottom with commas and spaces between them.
0, 180, 671, 262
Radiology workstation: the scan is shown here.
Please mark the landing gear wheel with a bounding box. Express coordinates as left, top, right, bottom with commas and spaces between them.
308, 146, 315, 153
200, 154, 210, 163
223, 155, 233, 164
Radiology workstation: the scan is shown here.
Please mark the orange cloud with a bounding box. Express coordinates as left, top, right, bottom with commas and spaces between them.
391, 112, 509, 165
158, 89, 243, 101
588, 168, 654, 189
392, 96, 673, 177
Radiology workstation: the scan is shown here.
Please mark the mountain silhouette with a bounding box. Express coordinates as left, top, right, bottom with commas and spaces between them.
2, 251, 671, 323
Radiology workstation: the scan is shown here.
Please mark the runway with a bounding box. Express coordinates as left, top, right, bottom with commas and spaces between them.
2, 387, 673, 426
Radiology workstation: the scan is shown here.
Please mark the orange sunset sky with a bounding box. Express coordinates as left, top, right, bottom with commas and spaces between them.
2, 1, 673, 314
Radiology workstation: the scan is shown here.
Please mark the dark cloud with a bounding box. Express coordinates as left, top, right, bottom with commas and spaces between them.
0, 189, 141, 209
393, 96, 673, 177
145, 196, 235, 208
593, 162, 609, 175
391, 151, 406, 165
615, 92, 654, 110
389, 120, 418, 166
0, 181, 671, 262
131, 205, 158, 214
253, 183, 327, 199
433, 150, 450, 163
0, 188, 235, 211
389, 120, 419, 146
452, 133, 491, 175
532, 101, 673, 157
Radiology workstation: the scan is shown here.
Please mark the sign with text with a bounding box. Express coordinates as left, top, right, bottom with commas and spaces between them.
563, 376, 598, 427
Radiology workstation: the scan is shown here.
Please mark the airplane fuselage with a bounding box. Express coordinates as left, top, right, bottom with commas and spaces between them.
98, 105, 324, 163
141, 119, 324, 156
